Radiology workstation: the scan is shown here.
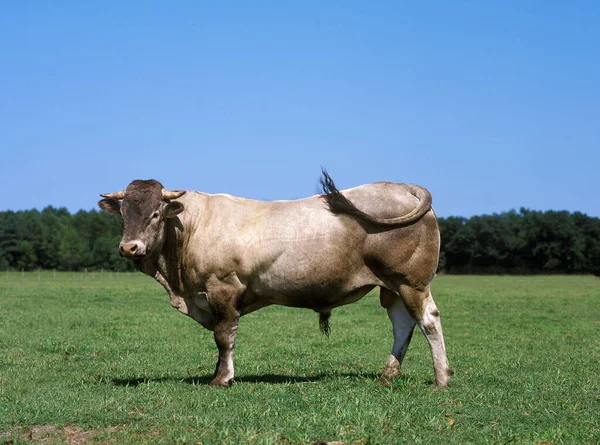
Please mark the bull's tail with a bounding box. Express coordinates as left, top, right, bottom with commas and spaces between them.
319, 310, 331, 337
319, 169, 432, 227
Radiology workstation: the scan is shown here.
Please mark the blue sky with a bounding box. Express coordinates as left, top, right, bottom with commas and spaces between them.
1, 1, 598, 217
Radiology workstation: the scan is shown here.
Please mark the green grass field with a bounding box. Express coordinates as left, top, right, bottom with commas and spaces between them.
1, 273, 598, 444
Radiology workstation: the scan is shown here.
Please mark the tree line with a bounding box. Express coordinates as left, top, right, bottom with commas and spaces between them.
1, 206, 599, 275
438, 209, 600, 275
0, 207, 133, 272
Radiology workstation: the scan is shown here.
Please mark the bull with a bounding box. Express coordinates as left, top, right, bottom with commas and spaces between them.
98, 171, 452, 387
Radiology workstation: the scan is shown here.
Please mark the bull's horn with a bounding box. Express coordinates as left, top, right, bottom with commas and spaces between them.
100, 190, 126, 199
162, 188, 186, 200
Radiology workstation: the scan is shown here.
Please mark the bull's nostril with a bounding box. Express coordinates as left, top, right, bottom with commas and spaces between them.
120, 242, 143, 258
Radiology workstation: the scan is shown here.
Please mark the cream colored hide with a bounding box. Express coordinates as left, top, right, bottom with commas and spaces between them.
103, 179, 452, 388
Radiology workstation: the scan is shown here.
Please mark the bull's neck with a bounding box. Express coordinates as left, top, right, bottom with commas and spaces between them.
134, 214, 188, 293
155, 215, 186, 293
138, 193, 206, 294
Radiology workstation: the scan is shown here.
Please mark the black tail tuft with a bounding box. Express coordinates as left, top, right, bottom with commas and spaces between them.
319, 168, 338, 195
319, 310, 331, 337
319, 168, 371, 221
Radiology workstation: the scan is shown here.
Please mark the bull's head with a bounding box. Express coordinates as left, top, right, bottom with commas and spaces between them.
98, 180, 186, 259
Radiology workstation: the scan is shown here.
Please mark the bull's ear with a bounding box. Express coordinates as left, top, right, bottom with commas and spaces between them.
98, 198, 121, 214
165, 201, 184, 218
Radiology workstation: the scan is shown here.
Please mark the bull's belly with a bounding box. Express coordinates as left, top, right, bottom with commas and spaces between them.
244, 244, 383, 312
272, 284, 376, 310
246, 265, 379, 312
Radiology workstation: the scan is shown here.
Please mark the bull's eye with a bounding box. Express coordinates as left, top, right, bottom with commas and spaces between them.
152, 211, 160, 220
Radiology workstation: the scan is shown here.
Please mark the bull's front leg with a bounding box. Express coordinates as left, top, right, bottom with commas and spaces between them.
210, 314, 239, 387
154, 271, 187, 313
205, 273, 245, 387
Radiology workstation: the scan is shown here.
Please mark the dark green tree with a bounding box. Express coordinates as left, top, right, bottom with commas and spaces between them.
59, 228, 85, 270
39, 207, 65, 269
17, 240, 38, 270
0, 211, 19, 269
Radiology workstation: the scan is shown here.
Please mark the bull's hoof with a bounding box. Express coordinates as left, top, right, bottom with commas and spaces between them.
434, 376, 449, 387
433, 367, 453, 387
210, 377, 234, 387
378, 375, 393, 388
379, 355, 400, 387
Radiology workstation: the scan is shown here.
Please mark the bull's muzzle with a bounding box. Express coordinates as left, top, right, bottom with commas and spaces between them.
119, 241, 146, 258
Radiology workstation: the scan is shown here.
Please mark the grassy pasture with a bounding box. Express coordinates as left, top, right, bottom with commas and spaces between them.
0, 273, 598, 444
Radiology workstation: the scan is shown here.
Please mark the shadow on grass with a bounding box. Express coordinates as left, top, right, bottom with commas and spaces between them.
102, 372, 382, 387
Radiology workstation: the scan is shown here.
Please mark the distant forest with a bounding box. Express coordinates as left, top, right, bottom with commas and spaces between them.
1, 206, 599, 275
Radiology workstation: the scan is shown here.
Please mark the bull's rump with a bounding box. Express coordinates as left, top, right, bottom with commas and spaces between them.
341, 182, 423, 220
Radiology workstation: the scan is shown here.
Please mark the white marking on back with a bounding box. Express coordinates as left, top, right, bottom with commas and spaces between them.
211, 193, 250, 202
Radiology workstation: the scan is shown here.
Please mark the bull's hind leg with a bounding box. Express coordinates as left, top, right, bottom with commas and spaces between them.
399, 284, 452, 387
379, 288, 416, 386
